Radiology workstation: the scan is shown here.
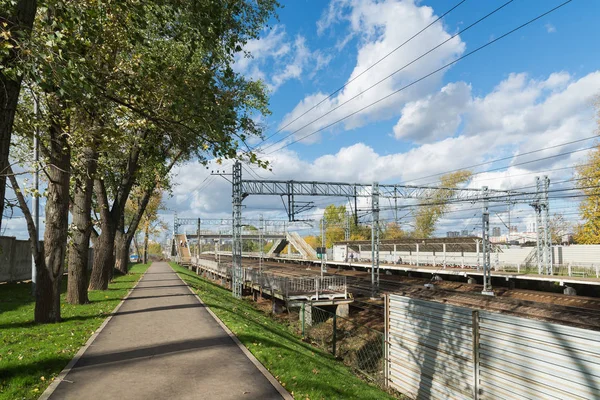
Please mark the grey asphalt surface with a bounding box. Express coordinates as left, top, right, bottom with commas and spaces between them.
48, 262, 284, 400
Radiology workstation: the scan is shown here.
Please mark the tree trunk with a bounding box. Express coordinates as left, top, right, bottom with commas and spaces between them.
66, 146, 97, 304
89, 178, 116, 290
36, 119, 71, 323
143, 224, 149, 264
89, 226, 115, 290
0, 0, 38, 232
133, 234, 141, 261
114, 228, 129, 275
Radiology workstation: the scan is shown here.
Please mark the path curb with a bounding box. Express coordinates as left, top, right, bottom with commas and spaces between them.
39, 267, 149, 400
172, 264, 293, 400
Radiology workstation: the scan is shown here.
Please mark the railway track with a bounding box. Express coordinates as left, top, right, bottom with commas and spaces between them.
199, 255, 600, 330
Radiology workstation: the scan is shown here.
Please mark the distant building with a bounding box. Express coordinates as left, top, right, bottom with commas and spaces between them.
492, 227, 501, 237
461, 230, 469, 236
446, 231, 460, 238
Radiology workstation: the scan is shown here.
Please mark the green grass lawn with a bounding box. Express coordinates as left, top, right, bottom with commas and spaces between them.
170, 263, 397, 400
0, 263, 150, 400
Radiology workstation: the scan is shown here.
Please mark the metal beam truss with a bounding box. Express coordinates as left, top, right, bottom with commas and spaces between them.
224, 162, 551, 297
174, 217, 289, 234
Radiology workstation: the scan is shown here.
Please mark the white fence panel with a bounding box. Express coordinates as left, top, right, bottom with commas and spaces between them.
478, 311, 600, 400
387, 294, 475, 400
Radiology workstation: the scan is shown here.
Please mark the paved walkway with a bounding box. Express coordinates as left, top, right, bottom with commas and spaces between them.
48, 262, 285, 400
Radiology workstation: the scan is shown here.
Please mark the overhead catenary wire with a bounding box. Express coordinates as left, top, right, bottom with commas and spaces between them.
411, 135, 598, 185
260, 0, 516, 154
263, 0, 574, 155
248, 0, 469, 152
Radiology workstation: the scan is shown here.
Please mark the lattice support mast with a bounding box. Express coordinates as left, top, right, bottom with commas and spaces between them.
371, 182, 380, 299
232, 161, 243, 298
481, 187, 492, 294
543, 176, 552, 275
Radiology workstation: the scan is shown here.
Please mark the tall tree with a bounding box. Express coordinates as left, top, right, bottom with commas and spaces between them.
574, 98, 600, 244
549, 213, 571, 244
323, 204, 347, 248
413, 170, 472, 238
89, 0, 278, 287
0, 0, 38, 232
574, 147, 600, 243
382, 222, 405, 240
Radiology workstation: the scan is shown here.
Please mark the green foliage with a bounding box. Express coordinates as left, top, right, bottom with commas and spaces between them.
323, 204, 348, 247
0, 264, 150, 400
574, 142, 600, 244
382, 222, 404, 240
413, 170, 472, 238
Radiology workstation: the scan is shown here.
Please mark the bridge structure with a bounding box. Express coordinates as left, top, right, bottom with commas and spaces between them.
224, 161, 552, 299
172, 216, 318, 262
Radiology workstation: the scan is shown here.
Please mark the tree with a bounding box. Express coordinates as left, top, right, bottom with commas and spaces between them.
8, 0, 279, 321
549, 213, 571, 244
382, 222, 404, 240
128, 189, 166, 264
88, 0, 278, 288
323, 204, 347, 247
574, 145, 600, 243
413, 170, 472, 238
0, 0, 37, 233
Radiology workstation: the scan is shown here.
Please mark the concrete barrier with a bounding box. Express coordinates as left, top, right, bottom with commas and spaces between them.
0, 236, 94, 283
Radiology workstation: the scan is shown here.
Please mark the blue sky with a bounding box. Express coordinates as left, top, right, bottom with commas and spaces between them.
4, 0, 600, 240
163, 0, 600, 237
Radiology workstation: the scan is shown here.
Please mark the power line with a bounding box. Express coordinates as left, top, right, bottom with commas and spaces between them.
248, 0, 469, 152
410, 135, 597, 184
264, 0, 574, 155
261, 0, 516, 154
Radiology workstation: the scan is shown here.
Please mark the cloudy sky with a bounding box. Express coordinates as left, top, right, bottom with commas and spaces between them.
4, 0, 600, 240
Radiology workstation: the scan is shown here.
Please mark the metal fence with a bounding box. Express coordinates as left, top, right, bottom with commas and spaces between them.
386, 295, 475, 400
243, 268, 347, 301
478, 311, 600, 400
386, 294, 600, 400
299, 305, 386, 388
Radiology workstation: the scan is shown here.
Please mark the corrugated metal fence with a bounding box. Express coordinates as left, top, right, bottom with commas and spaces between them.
386, 294, 600, 400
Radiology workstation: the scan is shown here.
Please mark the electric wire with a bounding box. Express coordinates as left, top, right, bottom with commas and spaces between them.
260, 0, 517, 154
248, 0, 469, 152
263, 0, 574, 155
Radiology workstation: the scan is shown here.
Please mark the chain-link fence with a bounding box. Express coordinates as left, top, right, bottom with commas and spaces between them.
298, 304, 386, 388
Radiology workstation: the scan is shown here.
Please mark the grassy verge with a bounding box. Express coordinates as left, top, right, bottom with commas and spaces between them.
170, 262, 396, 400
0, 263, 150, 400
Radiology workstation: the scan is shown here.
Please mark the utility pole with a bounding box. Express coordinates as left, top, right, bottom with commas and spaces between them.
481, 186, 493, 296
197, 218, 201, 258
543, 176, 552, 275
231, 161, 243, 298
371, 182, 380, 299
259, 214, 264, 273
32, 96, 39, 295
320, 218, 326, 278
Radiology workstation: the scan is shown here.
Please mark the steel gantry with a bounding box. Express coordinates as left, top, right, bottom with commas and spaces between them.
227, 161, 553, 297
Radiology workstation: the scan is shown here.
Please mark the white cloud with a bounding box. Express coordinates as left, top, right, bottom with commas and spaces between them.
279, 0, 466, 143
545, 23, 556, 33
169, 70, 599, 232
234, 26, 331, 92
393, 81, 471, 143
391, 71, 600, 151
